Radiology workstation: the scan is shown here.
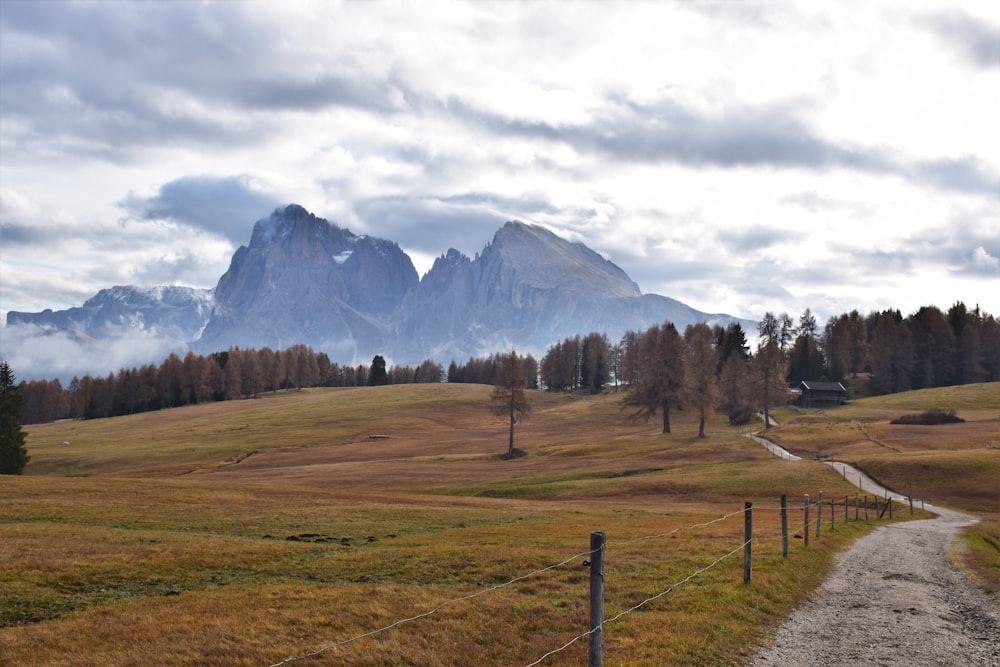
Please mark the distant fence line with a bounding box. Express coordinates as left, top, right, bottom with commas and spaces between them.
269, 493, 913, 667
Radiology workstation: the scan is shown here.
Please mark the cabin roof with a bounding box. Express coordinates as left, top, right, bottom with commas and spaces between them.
799, 381, 847, 392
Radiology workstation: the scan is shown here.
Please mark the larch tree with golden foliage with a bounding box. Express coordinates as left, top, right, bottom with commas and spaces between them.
624, 322, 686, 434
489, 350, 532, 459
684, 323, 720, 438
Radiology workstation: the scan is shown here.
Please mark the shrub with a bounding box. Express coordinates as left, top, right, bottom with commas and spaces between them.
890, 409, 965, 425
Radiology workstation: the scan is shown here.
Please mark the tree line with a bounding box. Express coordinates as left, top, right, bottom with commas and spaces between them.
13, 301, 999, 427
534, 301, 998, 436
18, 345, 445, 424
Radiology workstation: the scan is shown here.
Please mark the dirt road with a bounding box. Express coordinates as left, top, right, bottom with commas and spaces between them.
748, 438, 1000, 666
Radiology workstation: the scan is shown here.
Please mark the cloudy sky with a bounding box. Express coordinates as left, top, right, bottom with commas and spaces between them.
2, 0, 998, 332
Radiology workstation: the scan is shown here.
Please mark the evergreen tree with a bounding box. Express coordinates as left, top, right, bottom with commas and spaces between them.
787, 309, 827, 386
368, 355, 389, 386
718, 354, 755, 425
715, 322, 751, 375
869, 310, 912, 395
0, 362, 30, 474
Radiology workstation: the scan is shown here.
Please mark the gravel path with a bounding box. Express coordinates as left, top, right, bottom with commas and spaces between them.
748, 435, 1000, 666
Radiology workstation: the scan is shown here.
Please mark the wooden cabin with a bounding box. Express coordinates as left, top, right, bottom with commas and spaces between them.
797, 381, 847, 408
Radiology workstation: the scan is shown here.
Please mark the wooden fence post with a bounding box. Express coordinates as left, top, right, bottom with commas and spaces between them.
816, 491, 823, 539
589, 531, 605, 667
844, 496, 849, 524
744, 502, 753, 584
855, 493, 859, 521
803, 494, 809, 548
780, 494, 788, 558
889, 498, 893, 519
864, 495, 869, 521
909, 496, 914, 515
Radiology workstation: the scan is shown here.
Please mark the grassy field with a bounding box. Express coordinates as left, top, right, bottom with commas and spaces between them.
2, 383, 996, 665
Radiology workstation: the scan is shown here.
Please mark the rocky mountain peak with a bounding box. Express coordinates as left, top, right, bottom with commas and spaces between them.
5, 204, 755, 378
483, 220, 641, 298
196, 205, 418, 355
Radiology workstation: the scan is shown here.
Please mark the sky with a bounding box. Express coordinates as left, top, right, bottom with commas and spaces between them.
1, 0, 998, 336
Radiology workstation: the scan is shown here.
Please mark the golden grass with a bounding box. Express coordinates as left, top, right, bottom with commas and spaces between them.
955, 520, 1000, 602
2, 382, 993, 665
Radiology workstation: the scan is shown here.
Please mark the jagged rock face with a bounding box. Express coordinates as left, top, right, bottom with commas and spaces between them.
398, 222, 641, 359
196, 204, 418, 357
5, 285, 213, 341
393, 220, 718, 362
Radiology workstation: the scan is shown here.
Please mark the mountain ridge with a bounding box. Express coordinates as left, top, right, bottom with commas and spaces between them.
3, 204, 756, 378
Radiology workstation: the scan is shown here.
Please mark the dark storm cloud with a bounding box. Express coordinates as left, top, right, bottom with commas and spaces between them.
916, 9, 1000, 70
120, 176, 283, 245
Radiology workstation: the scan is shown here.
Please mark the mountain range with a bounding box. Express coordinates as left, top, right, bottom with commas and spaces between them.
4, 204, 755, 378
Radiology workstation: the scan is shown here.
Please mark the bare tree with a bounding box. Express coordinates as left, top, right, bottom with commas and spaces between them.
489, 350, 532, 459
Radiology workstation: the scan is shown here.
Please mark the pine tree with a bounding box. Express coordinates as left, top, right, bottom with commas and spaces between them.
368, 355, 389, 386
0, 362, 30, 474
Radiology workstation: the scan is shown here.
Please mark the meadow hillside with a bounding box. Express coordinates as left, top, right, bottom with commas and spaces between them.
2, 382, 997, 665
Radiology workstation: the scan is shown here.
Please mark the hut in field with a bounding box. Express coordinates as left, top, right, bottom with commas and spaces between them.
797, 381, 847, 408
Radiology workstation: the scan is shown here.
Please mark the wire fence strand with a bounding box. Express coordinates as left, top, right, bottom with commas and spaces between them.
523, 541, 749, 666
268, 548, 594, 666
270, 506, 755, 666
606, 506, 750, 547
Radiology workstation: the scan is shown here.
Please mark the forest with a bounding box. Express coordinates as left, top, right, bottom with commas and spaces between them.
15, 301, 999, 425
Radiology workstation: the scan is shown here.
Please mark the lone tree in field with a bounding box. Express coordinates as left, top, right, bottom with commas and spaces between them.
0, 362, 29, 475
489, 350, 532, 459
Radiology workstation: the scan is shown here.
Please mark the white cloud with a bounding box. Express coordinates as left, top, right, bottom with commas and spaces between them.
2, 0, 998, 341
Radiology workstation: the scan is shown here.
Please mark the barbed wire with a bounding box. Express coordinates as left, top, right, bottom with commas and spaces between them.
267, 548, 593, 665
606, 506, 749, 547
523, 541, 748, 666
268, 506, 753, 665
